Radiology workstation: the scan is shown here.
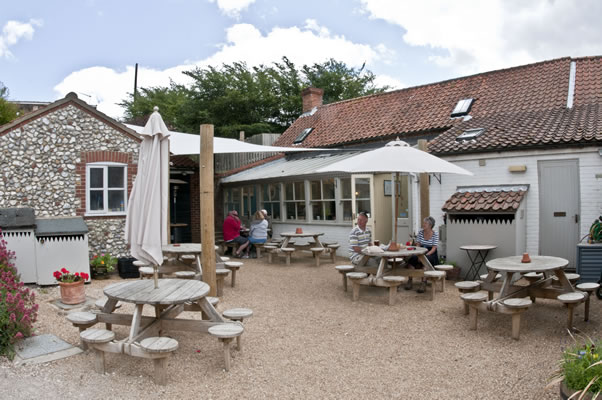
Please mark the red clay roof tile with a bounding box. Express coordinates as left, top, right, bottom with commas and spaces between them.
442, 190, 527, 213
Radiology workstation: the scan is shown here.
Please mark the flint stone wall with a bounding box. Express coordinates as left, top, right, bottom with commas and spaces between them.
0, 103, 139, 258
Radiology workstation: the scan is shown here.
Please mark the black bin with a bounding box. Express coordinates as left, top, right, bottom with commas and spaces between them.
117, 257, 139, 279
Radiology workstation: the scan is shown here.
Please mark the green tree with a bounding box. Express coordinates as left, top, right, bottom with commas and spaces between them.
120, 57, 389, 138
0, 83, 18, 126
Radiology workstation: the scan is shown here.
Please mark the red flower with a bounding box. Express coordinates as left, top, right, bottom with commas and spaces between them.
81, 273, 89, 280
75, 272, 80, 277
61, 267, 68, 274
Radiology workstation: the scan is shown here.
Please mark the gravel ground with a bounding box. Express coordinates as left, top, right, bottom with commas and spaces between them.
1, 254, 600, 399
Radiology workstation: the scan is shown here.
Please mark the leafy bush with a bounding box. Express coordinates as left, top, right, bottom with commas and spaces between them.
562, 339, 602, 395
0, 229, 39, 360
90, 252, 118, 272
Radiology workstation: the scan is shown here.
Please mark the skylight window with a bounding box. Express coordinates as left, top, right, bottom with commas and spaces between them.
456, 128, 485, 141
294, 127, 314, 144
451, 98, 474, 117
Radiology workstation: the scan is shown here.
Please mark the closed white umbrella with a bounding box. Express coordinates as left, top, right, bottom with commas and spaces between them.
125, 107, 170, 288
316, 138, 473, 245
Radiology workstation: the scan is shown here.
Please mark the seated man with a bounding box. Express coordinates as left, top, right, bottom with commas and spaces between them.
349, 212, 379, 267
223, 210, 250, 258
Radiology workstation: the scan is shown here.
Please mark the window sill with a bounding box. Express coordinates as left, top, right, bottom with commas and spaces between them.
85, 212, 127, 218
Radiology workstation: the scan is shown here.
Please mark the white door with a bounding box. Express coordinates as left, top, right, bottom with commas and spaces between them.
351, 174, 374, 232
538, 159, 580, 267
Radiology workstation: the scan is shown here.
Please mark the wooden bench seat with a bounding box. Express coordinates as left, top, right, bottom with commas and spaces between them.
335, 265, 354, 292
424, 270, 446, 300
67, 312, 98, 349
224, 261, 243, 287
138, 266, 155, 279
552, 273, 581, 286
502, 298, 532, 340
576, 282, 600, 322
455, 281, 481, 314
310, 247, 324, 267
327, 244, 340, 263
175, 271, 196, 280
140, 337, 179, 385
208, 323, 244, 371
558, 292, 586, 331
216, 269, 231, 297
347, 272, 368, 302
461, 292, 488, 331
80, 328, 115, 373
382, 276, 405, 305
281, 247, 295, 265
263, 245, 278, 263
222, 308, 253, 351
253, 242, 265, 258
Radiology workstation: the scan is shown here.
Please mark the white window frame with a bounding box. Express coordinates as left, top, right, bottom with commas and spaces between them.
284, 181, 307, 221
310, 178, 337, 222
86, 162, 128, 216
261, 183, 282, 221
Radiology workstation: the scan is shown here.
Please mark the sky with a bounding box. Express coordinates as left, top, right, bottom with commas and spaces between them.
2, 0, 602, 119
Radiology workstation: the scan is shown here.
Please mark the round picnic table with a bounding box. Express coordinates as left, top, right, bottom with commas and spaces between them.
161, 243, 224, 278
460, 244, 497, 280
360, 246, 430, 279
279, 232, 325, 248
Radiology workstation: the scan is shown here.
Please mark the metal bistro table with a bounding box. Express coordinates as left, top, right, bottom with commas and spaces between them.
92, 279, 228, 380
460, 244, 497, 280
468, 255, 586, 339
161, 243, 225, 279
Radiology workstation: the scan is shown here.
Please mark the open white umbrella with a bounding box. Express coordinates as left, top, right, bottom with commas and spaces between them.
316, 138, 473, 244
125, 107, 170, 288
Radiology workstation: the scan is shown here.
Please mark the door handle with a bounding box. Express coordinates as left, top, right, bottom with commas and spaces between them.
575, 214, 579, 224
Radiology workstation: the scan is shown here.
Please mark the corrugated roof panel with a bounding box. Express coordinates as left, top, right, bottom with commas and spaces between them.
221, 152, 360, 183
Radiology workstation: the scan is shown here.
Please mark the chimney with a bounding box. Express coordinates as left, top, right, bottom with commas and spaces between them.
301, 87, 324, 113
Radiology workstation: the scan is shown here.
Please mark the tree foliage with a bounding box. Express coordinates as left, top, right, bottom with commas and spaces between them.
120, 58, 389, 138
0, 83, 18, 126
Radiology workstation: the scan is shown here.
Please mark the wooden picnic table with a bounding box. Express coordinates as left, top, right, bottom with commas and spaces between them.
464, 255, 586, 339
279, 231, 325, 249
161, 243, 224, 278
355, 246, 433, 283
92, 279, 226, 361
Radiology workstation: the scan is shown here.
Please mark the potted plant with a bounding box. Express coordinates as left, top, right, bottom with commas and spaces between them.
53, 268, 89, 305
90, 252, 117, 279
549, 334, 601, 399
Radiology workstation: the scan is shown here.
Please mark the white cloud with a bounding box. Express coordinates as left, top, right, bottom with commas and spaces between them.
54, 20, 392, 119
360, 0, 602, 74
208, 0, 256, 18
373, 74, 405, 90
0, 19, 42, 59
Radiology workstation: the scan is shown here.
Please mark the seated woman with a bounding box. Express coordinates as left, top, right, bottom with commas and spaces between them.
405, 216, 439, 293
248, 210, 269, 257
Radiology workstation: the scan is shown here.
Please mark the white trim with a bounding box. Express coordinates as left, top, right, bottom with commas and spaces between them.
85, 163, 128, 216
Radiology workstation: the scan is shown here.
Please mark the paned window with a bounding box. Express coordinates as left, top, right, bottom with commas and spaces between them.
86, 163, 127, 215
224, 187, 241, 215
284, 181, 306, 220
310, 178, 336, 221
340, 178, 353, 221
262, 183, 281, 221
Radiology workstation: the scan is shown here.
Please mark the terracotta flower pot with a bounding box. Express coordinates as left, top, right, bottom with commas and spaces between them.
560, 381, 594, 400
59, 280, 86, 305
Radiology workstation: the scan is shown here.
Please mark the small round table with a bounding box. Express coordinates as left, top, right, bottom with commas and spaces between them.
460, 244, 497, 281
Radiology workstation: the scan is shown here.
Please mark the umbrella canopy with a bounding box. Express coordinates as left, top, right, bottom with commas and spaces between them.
316, 138, 473, 175
125, 107, 170, 266
125, 124, 325, 155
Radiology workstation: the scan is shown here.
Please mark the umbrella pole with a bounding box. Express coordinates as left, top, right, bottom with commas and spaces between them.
153, 265, 159, 289
394, 172, 399, 244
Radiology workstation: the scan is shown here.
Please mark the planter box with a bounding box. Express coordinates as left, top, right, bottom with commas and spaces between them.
118, 257, 139, 279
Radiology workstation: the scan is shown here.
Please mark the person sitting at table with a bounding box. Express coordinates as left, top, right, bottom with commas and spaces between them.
261, 209, 272, 240
349, 211, 379, 267
405, 216, 439, 293
248, 210, 269, 258
223, 210, 250, 258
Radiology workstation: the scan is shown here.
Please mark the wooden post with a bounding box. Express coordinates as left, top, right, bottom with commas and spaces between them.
200, 124, 217, 296
418, 139, 430, 222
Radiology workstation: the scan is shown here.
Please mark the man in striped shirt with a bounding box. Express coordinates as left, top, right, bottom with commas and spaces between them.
349, 212, 379, 266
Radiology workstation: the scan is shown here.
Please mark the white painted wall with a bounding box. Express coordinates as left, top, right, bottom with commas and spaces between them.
426, 147, 602, 258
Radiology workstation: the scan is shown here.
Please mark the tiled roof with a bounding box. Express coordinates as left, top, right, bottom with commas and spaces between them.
442, 188, 528, 213
428, 103, 602, 155
275, 56, 602, 153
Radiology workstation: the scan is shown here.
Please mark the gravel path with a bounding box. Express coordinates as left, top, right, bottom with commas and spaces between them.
1, 254, 600, 399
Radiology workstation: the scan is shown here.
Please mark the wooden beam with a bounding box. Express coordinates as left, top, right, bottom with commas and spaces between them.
418, 139, 430, 222
200, 124, 217, 296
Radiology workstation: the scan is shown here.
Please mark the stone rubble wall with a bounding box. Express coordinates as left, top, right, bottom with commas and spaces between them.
0, 103, 139, 258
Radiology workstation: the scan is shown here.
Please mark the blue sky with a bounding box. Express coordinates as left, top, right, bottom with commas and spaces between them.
2, 0, 602, 119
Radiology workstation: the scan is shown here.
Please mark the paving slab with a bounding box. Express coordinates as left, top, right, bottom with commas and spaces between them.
13, 334, 82, 366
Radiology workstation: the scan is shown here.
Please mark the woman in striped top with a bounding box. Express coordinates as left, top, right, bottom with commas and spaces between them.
405, 216, 439, 293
